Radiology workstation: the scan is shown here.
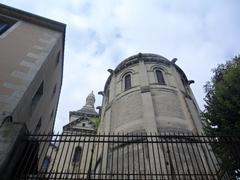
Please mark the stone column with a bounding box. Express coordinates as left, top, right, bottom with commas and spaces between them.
138, 59, 158, 133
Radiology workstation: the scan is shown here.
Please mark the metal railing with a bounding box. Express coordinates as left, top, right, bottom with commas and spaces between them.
13, 132, 240, 180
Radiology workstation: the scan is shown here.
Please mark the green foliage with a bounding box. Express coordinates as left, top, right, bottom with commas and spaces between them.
202, 56, 240, 178
90, 117, 101, 129
202, 55, 240, 135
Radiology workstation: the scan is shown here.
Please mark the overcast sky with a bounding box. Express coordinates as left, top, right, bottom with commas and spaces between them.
2, 0, 240, 132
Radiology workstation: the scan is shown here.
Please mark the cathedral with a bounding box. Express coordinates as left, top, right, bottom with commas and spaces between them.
98, 53, 202, 135
41, 53, 206, 179
5, 53, 238, 180
63, 91, 99, 135
0, 4, 238, 179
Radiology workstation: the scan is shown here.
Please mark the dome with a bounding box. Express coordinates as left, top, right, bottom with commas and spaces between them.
114, 53, 171, 73
104, 53, 189, 91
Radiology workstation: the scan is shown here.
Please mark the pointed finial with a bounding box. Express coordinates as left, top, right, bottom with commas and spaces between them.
85, 91, 95, 108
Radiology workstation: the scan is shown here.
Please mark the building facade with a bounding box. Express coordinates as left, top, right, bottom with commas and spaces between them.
0, 4, 65, 179
99, 53, 202, 135
43, 92, 99, 179
94, 53, 206, 178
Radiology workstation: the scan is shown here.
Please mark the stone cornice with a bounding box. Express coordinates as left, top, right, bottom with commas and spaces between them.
103, 53, 189, 92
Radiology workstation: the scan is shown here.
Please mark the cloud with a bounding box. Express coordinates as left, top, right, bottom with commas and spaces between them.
2, 0, 240, 132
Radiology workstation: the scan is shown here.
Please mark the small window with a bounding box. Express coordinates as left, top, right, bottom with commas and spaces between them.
82, 123, 85, 127
56, 52, 60, 65
31, 81, 44, 111
33, 118, 42, 134
52, 84, 57, 98
42, 156, 50, 172
0, 16, 16, 35
156, 70, 165, 85
72, 146, 82, 164
50, 109, 54, 121
124, 74, 131, 90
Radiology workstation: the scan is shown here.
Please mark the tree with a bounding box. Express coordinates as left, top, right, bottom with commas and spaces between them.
202, 55, 240, 135
202, 56, 240, 179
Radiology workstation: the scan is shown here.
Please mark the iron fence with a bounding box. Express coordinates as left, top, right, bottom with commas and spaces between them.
13, 132, 240, 180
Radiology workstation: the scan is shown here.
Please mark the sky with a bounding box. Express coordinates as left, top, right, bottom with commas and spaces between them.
2, 0, 240, 132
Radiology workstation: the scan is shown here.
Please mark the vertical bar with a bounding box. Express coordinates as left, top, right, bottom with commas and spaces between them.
132, 133, 135, 179
70, 133, 83, 179
87, 133, 96, 179
179, 133, 191, 178
82, 134, 91, 179
59, 131, 73, 179
117, 132, 119, 179
94, 133, 101, 179
196, 135, 214, 180
136, 135, 141, 179
121, 132, 124, 179
195, 135, 209, 179
39, 132, 58, 178
141, 132, 147, 180
66, 132, 78, 179
20, 133, 45, 179
99, 133, 105, 179
14, 135, 32, 179
110, 134, 114, 178
127, 135, 130, 179
160, 132, 170, 179
168, 132, 180, 179
156, 133, 163, 178
104, 133, 110, 179
150, 133, 158, 180
80, 134, 89, 178
189, 136, 202, 180
146, 133, 152, 180
48, 133, 60, 179
184, 134, 198, 178
55, 133, 68, 179
167, 133, 179, 178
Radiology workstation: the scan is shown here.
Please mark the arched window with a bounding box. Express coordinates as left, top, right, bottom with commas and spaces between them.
156, 70, 165, 85
72, 146, 82, 164
124, 74, 131, 90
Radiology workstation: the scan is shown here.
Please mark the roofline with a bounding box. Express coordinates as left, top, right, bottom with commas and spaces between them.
0, 3, 66, 33
0, 3, 66, 72
103, 53, 189, 92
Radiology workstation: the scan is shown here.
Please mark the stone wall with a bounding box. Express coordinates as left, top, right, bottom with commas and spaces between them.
99, 53, 202, 134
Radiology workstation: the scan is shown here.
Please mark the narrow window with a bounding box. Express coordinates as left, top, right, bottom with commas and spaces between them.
56, 51, 60, 65
42, 157, 50, 172
156, 70, 165, 85
33, 118, 42, 134
82, 123, 85, 127
72, 146, 82, 164
124, 74, 131, 90
31, 81, 44, 111
52, 84, 57, 98
0, 16, 16, 35
50, 109, 54, 121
